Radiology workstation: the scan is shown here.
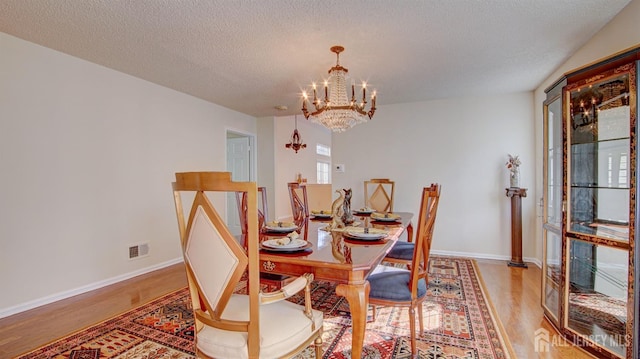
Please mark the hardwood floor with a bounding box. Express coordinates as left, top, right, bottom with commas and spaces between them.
0, 259, 594, 358
474, 260, 594, 359
0, 264, 188, 358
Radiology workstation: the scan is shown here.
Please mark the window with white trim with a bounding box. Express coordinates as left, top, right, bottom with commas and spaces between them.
317, 161, 330, 184
316, 143, 331, 184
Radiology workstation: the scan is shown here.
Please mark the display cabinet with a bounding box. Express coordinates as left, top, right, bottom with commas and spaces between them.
543, 46, 639, 359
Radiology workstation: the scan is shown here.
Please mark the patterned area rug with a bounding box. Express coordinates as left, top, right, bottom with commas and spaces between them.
17, 256, 514, 359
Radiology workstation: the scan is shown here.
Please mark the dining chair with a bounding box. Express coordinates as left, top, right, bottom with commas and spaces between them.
235, 186, 269, 248
288, 182, 309, 227
368, 185, 439, 357
364, 178, 395, 213
384, 183, 440, 267
172, 172, 323, 359
236, 186, 290, 290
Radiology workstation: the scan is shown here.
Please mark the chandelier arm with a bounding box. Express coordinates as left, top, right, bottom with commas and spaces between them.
367, 107, 376, 119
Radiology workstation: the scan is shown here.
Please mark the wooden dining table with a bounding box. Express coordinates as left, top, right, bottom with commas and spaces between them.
259, 212, 414, 358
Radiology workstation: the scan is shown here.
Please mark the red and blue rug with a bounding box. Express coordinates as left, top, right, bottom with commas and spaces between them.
17, 256, 514, 358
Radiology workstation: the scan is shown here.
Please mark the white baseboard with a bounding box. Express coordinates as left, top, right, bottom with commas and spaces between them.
0, 257, 184, 319
431, 249, 542, 268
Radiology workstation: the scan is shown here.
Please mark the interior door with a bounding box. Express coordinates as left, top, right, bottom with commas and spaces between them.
227, 136, 251, 235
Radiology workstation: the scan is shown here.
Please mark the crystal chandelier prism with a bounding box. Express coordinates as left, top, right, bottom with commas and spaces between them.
302, 46, 377, 133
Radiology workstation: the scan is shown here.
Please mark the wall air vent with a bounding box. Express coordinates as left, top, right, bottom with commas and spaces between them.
128, 243, 149, 259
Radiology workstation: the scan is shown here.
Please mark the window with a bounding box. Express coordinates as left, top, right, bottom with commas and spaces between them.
316, 144, 331, 156
316, 143, 331, 184
317, 161, 330, 184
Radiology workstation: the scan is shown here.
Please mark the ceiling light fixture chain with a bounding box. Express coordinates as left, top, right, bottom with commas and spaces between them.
301, 46, 377, 133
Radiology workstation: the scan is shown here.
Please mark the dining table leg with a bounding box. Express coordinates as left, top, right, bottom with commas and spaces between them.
406, 221, 414, 242
335, 281, 370, 359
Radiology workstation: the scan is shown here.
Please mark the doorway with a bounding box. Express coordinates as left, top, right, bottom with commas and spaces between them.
226, 130, 256, 236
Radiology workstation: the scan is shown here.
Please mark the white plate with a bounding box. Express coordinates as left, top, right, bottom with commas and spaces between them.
264, 222, 298, 232
370, 213, 401, 222
354, 208, 374, 214
344, 231, 387, 240
261, 238, 308, 249
312, 213, 332, 218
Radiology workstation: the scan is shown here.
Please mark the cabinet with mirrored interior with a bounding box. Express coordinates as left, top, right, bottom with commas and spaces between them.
543, 46, 639, 359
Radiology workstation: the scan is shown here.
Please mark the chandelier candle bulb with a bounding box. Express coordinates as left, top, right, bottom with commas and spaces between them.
324, 81, 328, 101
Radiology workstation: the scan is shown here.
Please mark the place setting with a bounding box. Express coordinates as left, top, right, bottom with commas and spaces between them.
262, 220, 298, 233
370, 212, 402, 224
352, 206, 374, 215
260, 231, 312, 254
341, 226, 389, 244
310, 209, 333, 220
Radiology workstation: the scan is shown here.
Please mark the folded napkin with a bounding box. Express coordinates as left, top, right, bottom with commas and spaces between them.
274, 237, 291, 246
266, 221, 295, 228
345, 227, 388, 235
371, 212, 400, 220
271, 231, 300, 246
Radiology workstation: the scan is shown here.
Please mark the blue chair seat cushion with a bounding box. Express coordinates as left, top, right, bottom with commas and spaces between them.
386, 241, 414, 261
369, 270, 427, 302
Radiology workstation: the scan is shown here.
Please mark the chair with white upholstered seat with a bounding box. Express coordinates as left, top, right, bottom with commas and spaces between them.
173, 172, 323, 359
368, 185, 439, 358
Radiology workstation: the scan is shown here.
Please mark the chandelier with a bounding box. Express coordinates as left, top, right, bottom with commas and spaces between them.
285, 115, 307, 153
302, 46, 377, 132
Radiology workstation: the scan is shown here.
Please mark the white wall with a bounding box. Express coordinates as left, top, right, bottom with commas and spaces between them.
332, 93, 536, 259
0, 33, 256, 315
533, 0, 640, 261
256, 116, 276, 220
273, 115, 331, 220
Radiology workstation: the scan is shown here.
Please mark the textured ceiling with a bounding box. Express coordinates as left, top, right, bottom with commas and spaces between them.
0, 0, 632, 117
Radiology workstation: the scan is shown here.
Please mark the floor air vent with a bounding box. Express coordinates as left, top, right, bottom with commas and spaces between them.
128, 243, 149, 259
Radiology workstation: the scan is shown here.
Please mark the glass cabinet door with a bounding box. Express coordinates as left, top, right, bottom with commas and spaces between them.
542, 88, 564, 323
563, 60, 636, 359
566, 238, 628, 357
567, 71, 631, 243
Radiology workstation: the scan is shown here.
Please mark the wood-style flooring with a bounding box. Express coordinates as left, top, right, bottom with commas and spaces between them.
0, 259, 594, 358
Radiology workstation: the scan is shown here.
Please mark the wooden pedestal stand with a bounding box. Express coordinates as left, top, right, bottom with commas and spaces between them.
505, 187, 528, 268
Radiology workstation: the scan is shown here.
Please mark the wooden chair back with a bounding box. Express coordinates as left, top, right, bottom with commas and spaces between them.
288, 182, 309, 226
364, 178, 395, 212
413, 184, 441, 281
172, 172, 262, 356
235, 186, 268, 249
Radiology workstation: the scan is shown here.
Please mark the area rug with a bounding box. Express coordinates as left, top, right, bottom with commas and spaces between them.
17, 256, 514, 359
